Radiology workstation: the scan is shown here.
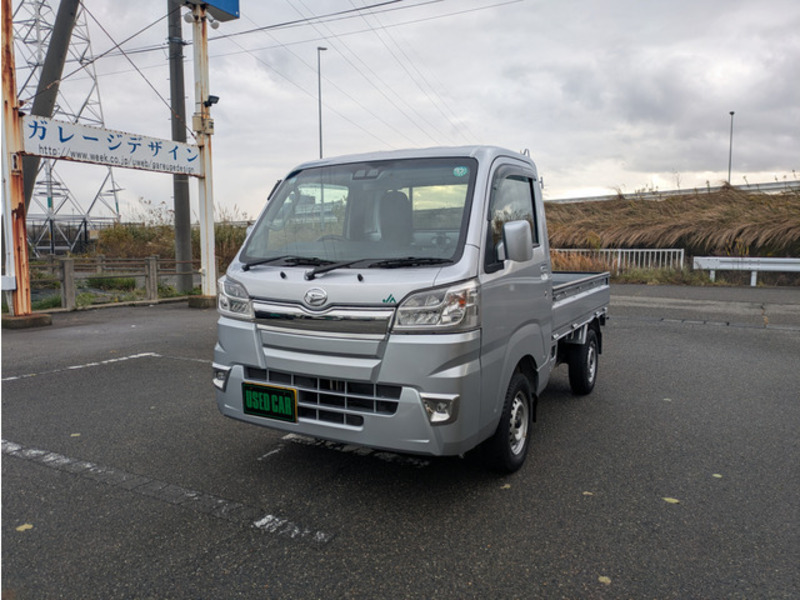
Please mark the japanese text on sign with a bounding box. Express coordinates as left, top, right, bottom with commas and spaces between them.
21, 116, 202, 177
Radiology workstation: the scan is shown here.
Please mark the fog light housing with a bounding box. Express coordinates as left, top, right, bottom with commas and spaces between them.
212, 364, 231, 391
421, 393, 459, 425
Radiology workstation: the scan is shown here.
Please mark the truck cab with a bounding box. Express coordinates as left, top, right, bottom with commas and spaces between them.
214, 146, 608, 472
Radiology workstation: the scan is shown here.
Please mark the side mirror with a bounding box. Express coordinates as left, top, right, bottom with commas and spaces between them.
501, 220, 533, 262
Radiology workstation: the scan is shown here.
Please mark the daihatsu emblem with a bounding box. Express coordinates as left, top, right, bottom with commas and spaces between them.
304, 287, 328, 307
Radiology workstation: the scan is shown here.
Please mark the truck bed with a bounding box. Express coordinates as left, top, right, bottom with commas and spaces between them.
551, 271, 610, 340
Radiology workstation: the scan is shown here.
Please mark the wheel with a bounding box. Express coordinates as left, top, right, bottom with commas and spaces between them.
568, 328, 598, 395
484, 373, 533, 473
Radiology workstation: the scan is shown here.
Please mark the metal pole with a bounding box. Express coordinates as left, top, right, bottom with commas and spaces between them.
190, 4, 217, 298
2, 0, 32, 316
727, 111, 735, 184
46, 161, 55, 255
168, 2, 193, 293
317, 46, 327, 159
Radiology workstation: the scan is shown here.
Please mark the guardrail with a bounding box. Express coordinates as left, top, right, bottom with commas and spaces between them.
28, 256, 201, 311
546, 180, 800, 204
552, 248, 685, 273
692, 257, 800, 287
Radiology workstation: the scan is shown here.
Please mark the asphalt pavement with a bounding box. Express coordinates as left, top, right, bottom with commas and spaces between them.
2, 285, 799, 599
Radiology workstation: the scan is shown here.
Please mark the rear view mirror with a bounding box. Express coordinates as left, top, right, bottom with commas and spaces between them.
502, 220, 533, 262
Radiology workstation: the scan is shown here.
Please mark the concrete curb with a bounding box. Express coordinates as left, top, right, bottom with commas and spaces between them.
2, 313, 53, 329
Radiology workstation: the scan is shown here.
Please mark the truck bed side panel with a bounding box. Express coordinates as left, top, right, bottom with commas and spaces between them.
551, 272, 610, 339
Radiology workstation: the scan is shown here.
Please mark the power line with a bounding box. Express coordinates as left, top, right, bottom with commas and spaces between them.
209, 0, 409, 41
288, 0, 449, 146
18, 1, 176, 109
78, 2, 195, 141
28, 0, 522, 147
222, 33, 398, 149
240, 13, 418, 147
60, 0, 522, 66
348, 0, 479, 144
39, 1, 413, 61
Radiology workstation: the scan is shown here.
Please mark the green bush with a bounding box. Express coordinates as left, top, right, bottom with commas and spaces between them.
32, 295, 63, 311
86, 276, 137, 291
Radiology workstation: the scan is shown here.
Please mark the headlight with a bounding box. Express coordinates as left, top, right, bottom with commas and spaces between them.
218, 276, 254, 320
393, 280, 480, 333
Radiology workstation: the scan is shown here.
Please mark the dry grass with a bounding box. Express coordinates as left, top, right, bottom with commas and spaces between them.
550, 251, 609, 272
546, 187, 800, 257
92, 189, 798, 283
549, 250, 713, 284
95, 202, 251, 272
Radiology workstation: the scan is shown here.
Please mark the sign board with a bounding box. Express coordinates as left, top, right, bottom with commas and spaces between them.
183, 0, 239, 21
21, 115, 202, 177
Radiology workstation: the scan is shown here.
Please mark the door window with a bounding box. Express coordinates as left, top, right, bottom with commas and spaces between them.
485, 172, 537, 271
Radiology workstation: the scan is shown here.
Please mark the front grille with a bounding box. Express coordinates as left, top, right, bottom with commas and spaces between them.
252, 301, 394, 339
245, 367, 400, 428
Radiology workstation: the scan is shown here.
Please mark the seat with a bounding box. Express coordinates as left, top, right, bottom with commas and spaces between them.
378, 191, 412, 245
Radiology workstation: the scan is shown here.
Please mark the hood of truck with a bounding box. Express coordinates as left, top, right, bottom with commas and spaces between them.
226, 245, 480, 308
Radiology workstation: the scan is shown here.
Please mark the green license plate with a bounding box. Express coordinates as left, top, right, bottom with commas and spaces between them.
242, 382, 297, 423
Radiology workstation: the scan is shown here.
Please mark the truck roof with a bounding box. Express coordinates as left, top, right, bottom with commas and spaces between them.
291, 145, 537, 174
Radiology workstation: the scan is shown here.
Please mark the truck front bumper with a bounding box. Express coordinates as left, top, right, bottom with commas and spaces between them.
214, 316, 484, 456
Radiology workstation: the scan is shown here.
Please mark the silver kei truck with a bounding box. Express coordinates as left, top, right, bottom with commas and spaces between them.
213, 146, 609, 472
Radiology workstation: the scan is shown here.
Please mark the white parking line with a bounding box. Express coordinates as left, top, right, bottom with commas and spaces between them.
1, 352, 162, 382
2, 439, 333, 544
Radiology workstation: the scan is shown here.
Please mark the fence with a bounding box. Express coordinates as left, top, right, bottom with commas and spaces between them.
24, 249, 690, 312
29, 256, 201, 311
552, 248, 685, 273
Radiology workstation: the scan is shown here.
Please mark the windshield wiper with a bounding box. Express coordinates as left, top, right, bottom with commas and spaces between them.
242, 255, 333, 271
365, 257, 454, 269
304, 259, 367, 281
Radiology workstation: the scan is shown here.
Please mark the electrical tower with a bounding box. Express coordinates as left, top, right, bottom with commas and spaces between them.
12, 0, 121, 256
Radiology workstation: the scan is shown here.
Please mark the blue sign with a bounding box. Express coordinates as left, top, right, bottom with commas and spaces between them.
184, 0, 239, 21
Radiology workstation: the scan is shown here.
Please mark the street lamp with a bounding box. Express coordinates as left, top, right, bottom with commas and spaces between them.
317, 46, 327, 159
727, 111, 735, 184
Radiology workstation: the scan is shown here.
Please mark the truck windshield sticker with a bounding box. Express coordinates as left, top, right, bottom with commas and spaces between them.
453, 166, 469, 177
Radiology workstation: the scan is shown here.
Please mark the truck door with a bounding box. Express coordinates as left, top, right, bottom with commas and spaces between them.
479, 163, 552, 425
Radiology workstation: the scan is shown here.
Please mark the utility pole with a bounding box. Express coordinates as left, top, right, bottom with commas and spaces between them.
168, 2, 193, 293
188, 3, 217, 301
21, 0, 80, 210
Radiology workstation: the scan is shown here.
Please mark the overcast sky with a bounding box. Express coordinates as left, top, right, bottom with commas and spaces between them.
15, 0, 800, 220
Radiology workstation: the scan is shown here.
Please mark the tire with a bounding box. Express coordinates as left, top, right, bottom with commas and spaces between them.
568, 328, 599, 396
484, 373, 533, 473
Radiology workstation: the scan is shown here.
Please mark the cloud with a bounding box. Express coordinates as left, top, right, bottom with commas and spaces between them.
17, 0, 799, 218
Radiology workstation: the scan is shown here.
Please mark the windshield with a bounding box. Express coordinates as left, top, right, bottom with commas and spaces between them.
240, 157, 478, 268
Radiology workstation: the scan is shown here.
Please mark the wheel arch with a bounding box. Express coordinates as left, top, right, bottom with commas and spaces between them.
590, 317, 603, 354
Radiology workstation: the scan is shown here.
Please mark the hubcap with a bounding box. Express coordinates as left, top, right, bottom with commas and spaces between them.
587, 342, 597, 383
508, 392, 529, 455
